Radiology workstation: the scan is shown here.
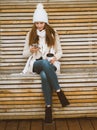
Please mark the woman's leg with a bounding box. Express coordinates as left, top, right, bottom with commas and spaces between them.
40, 71, 52, 106
33, 62, 53, 123
33, 59, 69, 108
33, 59, 60, 91
40, 71, 52, 123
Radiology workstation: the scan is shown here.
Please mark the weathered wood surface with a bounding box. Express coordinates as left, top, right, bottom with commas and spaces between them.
0, 1, 97, 119
0, 118, 97, 130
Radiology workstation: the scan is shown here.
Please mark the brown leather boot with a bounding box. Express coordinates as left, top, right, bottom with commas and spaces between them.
57, 90, 70, 107
45, 106, 52, 123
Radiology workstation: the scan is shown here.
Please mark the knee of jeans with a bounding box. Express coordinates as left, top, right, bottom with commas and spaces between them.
40, 71, 47, 80
41, 59, 50, 67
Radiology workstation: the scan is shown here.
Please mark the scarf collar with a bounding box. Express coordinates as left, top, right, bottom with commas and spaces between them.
37, 29, 46, 38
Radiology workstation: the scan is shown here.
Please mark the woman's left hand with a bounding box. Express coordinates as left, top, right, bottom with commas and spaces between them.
50, 57, 57, 64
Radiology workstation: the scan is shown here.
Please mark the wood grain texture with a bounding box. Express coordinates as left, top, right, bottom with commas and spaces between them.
0, 1, 97, 119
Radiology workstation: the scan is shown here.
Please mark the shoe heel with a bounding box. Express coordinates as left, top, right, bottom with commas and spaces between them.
45, 106, 52, 123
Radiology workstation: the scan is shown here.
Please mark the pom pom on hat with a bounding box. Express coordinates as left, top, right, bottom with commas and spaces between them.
33, 3, 48, 23
36, 3, 43, 9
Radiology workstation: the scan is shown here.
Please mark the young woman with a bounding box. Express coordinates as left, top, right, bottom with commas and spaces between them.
22, 3, 69, 123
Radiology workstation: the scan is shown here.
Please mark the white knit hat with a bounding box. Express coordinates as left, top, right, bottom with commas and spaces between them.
33, 3, 48, 23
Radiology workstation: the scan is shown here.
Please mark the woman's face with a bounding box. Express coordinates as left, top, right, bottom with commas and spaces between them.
35, 22, 45, 31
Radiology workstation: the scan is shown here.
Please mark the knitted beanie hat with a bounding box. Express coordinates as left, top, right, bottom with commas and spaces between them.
33, 3, 48, 23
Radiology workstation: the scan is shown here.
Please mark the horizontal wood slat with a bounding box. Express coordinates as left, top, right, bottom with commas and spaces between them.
0, 1, 97, 119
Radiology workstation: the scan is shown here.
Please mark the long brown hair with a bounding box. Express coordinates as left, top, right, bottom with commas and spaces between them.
29, 23, 55, 47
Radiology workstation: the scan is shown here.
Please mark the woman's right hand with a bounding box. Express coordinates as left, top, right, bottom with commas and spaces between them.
30, 46, 39, 53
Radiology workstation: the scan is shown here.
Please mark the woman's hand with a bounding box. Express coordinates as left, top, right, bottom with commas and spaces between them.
50, 57, 57, 64
30, 46, 39, 53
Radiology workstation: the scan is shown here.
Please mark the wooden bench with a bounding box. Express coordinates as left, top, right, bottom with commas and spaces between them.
0, 1, 97, 119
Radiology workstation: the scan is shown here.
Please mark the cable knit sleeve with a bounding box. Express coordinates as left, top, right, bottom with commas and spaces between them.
22, 31, 32, 57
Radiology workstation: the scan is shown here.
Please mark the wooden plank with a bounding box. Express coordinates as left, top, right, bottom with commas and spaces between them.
18, 120, 31, 130
0, 75, 97, 84
0, 105, 97, 113
55, 119, 68, 130
0, 21, 97, 28
1, 7, 97, 13
0, 121, 6, 130
44, 121, 55, 130
0, 99, 97, 106
0, 88, 96, 95
0, 112, 44, 119
67, 118, 81, 130
31, 120, 43, 130
1, 47, 97, 52
90, 118, 97, 130
1, 11, 97, 18
5, 120, 18, 130
1, 42, 97, 47
1, 38, 97, 44
1, 14, 97, 21
0, 64, 97, 69
1, 26, 97, 32
0, 113, 96, 120
79, 118, 94, 130
54, 102, 97, 107
0, 102, 96, 109
1, 57, 97, 62
53, 113, 97, 119
1, 3, 97, 9
1, 23, 97, 28
0, 1, 97, 4
0, 91, 96, 98
1, 29, 97, 36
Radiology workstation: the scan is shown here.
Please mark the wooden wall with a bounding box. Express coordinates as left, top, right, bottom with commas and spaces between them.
0, 0, 97, 3
0, 1, 97, 119
0, 1, 97, 74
